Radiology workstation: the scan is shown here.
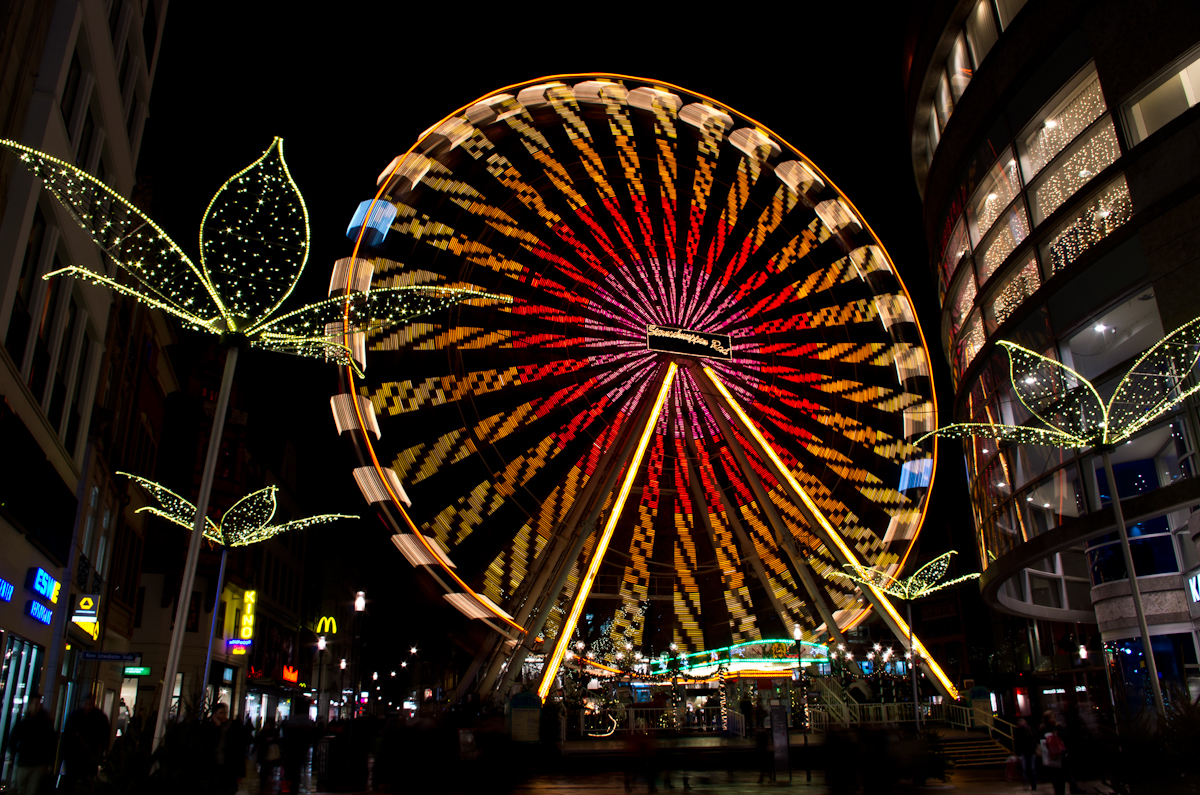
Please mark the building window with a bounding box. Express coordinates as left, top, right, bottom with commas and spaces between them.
976, 203, 1030, 284
1029, 118, 1120, 225
986, 256, 1040, 328
934, 71, 954, 134
994, 0, 1029, 30
76, 108, 97, 169
60, 51, 83, 124
965, 0, 999, 67
1043, 176, 1133, 274
1020, 71, 1107, 181
5, 206, 46, 364
1058, 288, 1162, 382
947, 33, 973, 103
1088, 516, 1178, 584
968, 149, 1021, 243
1125, 45, 1200, 146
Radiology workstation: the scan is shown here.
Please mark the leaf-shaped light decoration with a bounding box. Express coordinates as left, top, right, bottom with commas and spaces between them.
1002, 342, 1104, 442
120, 473, 356, 547
917, 315, 1200, 450
836, 551, 980, 602
199, 139, 308, 327
1105, 315, 1200, 443
0, 138, 508, 372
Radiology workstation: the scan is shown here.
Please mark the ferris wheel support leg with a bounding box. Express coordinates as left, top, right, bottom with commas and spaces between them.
699, 365, 960, 701
478, 421, 634, 699
536, 363, 679, 701
685, 364, 856, 667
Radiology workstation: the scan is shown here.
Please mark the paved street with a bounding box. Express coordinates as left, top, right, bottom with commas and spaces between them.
239, 765, 1110, 795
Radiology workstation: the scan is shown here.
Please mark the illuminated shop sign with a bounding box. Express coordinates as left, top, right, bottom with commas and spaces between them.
25, 568, 61, 603
646, 325, 732, 360
282, 665, 299, 683
1188, 574, 1200, 603
240, 591, 257, 639
71, 594, 101, 640
26, 600, 52, 625
316, 616, 338, 634
123, 666, 151, 676
228, 638, 252, 655
0, 577, 13, 602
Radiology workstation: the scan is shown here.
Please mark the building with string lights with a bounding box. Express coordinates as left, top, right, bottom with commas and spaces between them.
905, 0, 1200, 718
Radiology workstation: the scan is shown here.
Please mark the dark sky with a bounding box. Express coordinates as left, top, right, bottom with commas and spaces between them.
136, 4, 975, 652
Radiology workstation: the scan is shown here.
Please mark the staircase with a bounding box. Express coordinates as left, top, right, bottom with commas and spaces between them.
940, 735, 1012, 768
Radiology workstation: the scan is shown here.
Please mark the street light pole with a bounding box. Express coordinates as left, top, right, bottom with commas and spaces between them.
1100, 447, 1166, 718
317, 635, 326, 724
154, 345, 238, 751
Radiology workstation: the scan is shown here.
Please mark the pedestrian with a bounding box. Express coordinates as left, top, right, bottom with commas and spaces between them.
201, 702, 248, 795
7, 692, 56, 795
256, 715, 282, 793
61, 695, 112, 793
1037, 711, 1067, 795
1062, 702, 1087, 794
1014, 718, 1037, 791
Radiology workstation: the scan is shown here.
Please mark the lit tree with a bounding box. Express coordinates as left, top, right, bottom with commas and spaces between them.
1, 137, 507, 748
837, 551, 980, 729
917, 319, 1200, 719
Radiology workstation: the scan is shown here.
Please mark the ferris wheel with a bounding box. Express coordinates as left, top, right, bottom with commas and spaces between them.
329, 75, 954, 699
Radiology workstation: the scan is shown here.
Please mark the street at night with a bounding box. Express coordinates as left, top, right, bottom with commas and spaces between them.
2, 2, 1200, 794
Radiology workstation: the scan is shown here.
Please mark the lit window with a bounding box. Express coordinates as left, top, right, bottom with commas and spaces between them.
947, 33, 973, 103
965, 0, 999, 67
1029, 119, 1120, 225
976, 203, 1030, 284
968, 149, 1021, 243
1021, 72, 1106, 180
1125, 46, 1200, 145
1043, 176, 1133, 275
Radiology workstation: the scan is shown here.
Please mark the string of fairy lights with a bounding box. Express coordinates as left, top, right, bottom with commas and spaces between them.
0, 138, 508, 374
120, 473, 356, 546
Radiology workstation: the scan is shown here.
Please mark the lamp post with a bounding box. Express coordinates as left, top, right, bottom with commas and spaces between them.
317, 635, 326, 724
353, 592, 365, 718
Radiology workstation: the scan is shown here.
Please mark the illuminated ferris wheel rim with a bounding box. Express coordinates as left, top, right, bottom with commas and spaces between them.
333, 73, 949, 694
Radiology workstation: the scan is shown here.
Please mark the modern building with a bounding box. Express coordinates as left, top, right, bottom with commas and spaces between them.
0, 0, 167, 774
905, 0, 1200, 718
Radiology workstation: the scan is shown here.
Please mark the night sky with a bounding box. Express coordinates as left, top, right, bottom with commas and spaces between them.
135, 4, 973, 659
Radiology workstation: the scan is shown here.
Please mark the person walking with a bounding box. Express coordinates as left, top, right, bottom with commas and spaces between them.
1014, 718, 1037, 791
1037, 711, 1067, 795
61, 695, 111, 793
255, 715, 282, 794
201, 702, 248, 795
7, 693, 55, 795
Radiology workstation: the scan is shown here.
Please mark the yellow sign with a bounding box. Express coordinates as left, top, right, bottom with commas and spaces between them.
240, 591, 257, 640
79, 597, 94, 610
316, 616, 337, 635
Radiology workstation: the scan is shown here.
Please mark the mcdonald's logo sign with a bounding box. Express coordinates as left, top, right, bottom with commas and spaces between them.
316, 616, 337, 635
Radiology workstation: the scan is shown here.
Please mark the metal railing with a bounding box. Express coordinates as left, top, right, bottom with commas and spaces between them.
567, 706, 743, 736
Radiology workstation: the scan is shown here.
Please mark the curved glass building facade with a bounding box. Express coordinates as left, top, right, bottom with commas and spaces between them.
906, 0, 1200, 717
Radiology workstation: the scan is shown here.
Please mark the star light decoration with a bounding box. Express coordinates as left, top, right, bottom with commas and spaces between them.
920, 317, 1200, 450
120, 473, 356, 546
0, 138, 509, 373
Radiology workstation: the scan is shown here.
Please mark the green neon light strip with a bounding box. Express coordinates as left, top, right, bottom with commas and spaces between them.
646, 638, 829, 672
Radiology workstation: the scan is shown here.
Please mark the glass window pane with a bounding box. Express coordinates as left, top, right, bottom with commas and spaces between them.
1011, 443, 1071, 490
947, 33, 972, 103
995, 0, 1029, 30
976, 202, 1030, 283
935, 71, 954, 132
1030, 118, 1121, 225
965, 0, 999, 67
956, 311, 985, 377
1021, 466, 1086, 536
1044, 175, 1133, 275
1059, 287, 1162, 381
938, 217, 970, 302
969, 149, 1021, 243
1125, 52, 1200, 145
949, 270, 977, 339
1029, 575, 1063, 608
1023, 73, 1106, 179
987, 256, 1040, 328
